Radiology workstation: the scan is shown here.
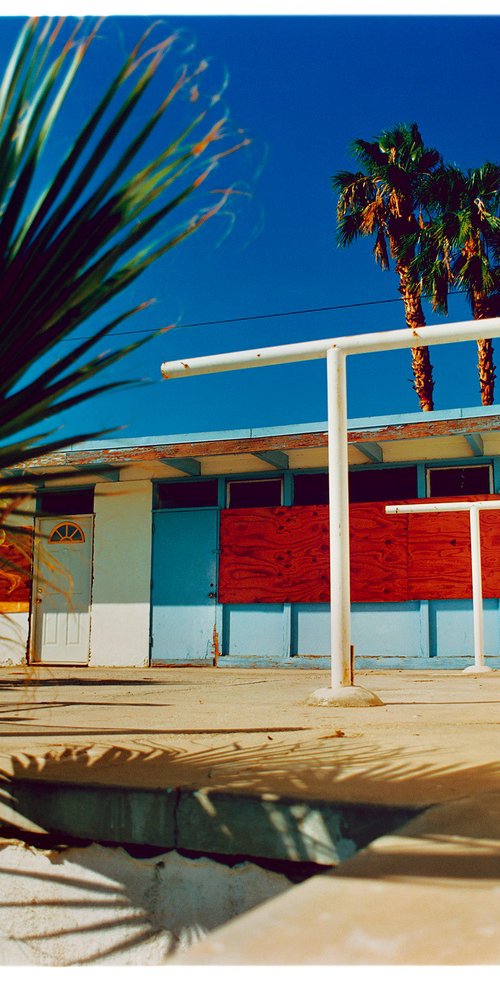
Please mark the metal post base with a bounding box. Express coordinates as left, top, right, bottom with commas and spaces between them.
307, 685, 384, 707
462, 664, 495, 674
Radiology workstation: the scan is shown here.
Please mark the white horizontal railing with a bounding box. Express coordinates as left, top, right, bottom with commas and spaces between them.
387, 500, 500, 513
161, 318, 500, 377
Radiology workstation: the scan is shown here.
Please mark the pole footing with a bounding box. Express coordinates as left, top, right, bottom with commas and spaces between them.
462, 664, 495, 674
307, 685, 384, 707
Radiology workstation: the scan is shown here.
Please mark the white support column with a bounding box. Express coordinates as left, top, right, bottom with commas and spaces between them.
387, 500, 498, 674
328, 347, 350, 687
465, 504, 488, 674
308, 347, 383, 706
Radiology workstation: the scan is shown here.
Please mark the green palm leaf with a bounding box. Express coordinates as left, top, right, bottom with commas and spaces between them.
0, 16, 246, 493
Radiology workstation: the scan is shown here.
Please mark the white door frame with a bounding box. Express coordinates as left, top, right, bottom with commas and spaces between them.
30, 513, 94, 665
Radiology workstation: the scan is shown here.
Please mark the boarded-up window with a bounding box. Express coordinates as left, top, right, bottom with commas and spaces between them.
219, 495, 500, 604
219, 505, 329, 602
0, 528, 33, 612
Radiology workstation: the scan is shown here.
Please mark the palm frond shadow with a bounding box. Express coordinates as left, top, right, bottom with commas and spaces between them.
0, 670, 183, 689
0, 835, 179, 965
4, 728, 500, 811
1, 735, 500, 964
1, 742, 312, 965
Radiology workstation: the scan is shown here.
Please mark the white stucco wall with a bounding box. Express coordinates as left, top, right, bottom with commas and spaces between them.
0, 499, 34, 666
90, 480, 153, 667
0, 612, 29, 665
0, 841, 292, 965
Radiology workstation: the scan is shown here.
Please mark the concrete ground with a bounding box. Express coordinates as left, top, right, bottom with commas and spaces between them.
0, 664, 499, 964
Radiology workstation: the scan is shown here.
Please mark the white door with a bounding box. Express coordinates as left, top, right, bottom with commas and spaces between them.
32, 515, 93, 665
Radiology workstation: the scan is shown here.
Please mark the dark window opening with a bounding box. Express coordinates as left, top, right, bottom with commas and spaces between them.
227, 478, 282, 508
294, 473, 329, 505
428, 466, 491, 497
37, 488, 94, 515
156, 479, 218, 509
349, 466, 418, 503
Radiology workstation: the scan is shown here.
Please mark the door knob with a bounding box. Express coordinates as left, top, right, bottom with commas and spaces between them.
208, 591, 216, 598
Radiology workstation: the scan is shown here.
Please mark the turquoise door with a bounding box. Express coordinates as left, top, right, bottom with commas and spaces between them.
151, 508, 219, 664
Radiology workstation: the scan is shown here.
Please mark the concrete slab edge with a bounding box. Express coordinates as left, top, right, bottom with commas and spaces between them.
170, 791, 500, 965
0, 775, 419, 865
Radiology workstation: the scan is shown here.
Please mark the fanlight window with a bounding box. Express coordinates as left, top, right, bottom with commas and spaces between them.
48, 522, 85, 544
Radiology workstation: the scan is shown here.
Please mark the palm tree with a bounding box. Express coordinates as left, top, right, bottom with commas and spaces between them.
0, 18, 248, 469
0, 17, 247, 582
0, 19, 246, 507
332, 123, 442, 412
412, 163, 500, 405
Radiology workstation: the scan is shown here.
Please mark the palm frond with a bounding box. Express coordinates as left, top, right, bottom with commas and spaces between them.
351, 137, 387, 173
336, 211, 363, 248
0, 17, 246, 492
372, 229, 390, 270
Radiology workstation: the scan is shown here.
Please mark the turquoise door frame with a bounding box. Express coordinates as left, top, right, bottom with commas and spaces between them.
150, 508, 220, 664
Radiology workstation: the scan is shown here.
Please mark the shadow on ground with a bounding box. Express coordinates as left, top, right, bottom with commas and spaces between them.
2, 730, 500, 805
1, 738, 500, 964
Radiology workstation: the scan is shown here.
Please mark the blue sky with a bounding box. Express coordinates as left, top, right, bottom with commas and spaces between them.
3, 10, 500, 443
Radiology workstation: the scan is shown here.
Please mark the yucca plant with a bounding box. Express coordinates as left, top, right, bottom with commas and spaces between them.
0, 17, 248, 470
0, 18, 246, 497
0, 16, 247, 595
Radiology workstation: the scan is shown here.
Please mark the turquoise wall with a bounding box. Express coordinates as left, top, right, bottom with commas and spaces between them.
151, 454, 500, 669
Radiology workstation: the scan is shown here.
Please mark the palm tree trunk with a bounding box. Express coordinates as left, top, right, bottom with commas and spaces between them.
477, 338, 495, 404
397, 262, 435, 412
473, 292, 495, 406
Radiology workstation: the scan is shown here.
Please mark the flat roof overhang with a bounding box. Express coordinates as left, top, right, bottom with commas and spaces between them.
6, 405, 500, 481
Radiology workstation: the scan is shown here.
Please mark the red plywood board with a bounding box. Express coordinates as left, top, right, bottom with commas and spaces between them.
406, 495, 500, 600
0, 529, 33, 611
219, 496, 500, 605
219, 503, 409, 604
219, 506, 330, 603
349, 503, 409, 602
407, 511, 472, 599
479, 511, 500, 597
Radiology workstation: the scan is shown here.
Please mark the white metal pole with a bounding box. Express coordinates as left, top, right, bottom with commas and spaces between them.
326, 347, 351, 688
469, 505, 485, 669
387, 501, 500, 514
309, 348, 383, 703
387, 501, 497, 672
161, 318, 500, 379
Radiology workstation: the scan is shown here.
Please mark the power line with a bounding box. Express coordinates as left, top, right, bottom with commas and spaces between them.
68, 289, 467, 341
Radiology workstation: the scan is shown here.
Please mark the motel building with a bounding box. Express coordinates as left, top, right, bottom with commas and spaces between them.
3, 403, 500, 672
